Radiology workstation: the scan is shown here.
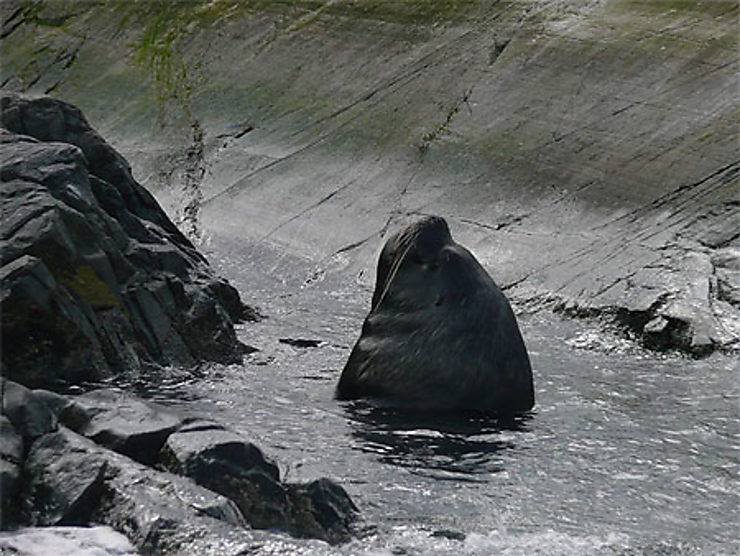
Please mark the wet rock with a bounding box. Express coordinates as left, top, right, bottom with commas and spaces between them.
21, 426, 249, 553
337, 216, 534, 415
160, 421, 357, 543
279, 338, 323, 348
64, 389, 184, 466
0, 93, 251, 388
0, 415, 22, 528
286, 478, 358, 545
0, 526, 138, 556
160, 421, 286, 527
1, 379, 57, 439
23, 430, 108, 526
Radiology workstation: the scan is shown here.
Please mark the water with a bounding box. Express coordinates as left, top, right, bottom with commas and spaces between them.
146, 235, 739, 555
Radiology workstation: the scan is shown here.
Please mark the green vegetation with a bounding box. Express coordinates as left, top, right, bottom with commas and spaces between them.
324, 0, 480, 25
61, 266, 119, 309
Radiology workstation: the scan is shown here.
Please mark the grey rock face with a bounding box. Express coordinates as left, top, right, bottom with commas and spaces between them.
0, 94, 252, 388
337, 216, 534, 414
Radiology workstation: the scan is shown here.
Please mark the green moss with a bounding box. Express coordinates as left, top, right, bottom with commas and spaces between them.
323, 0, 480, 25
60, 265, 119, 309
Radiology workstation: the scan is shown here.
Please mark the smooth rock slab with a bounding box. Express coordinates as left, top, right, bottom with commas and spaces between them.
68, 388, 184, 465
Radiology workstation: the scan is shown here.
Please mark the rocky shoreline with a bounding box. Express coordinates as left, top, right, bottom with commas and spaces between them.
1, 95, 358, 552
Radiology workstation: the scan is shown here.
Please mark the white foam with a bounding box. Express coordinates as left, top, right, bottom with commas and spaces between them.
0, 526, 137, 556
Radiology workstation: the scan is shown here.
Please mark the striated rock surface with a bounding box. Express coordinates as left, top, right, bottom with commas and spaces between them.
3, 1, 734, 355
0, 93, 253, 388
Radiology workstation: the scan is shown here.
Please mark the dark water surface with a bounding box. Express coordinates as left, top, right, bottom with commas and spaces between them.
146, 237, 738, 555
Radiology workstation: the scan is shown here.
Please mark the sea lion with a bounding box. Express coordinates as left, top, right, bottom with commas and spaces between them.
336, 216, 534, 415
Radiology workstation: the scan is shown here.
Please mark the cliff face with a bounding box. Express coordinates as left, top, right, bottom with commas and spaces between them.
1, 94, 250, 387
3, 0, 737, 354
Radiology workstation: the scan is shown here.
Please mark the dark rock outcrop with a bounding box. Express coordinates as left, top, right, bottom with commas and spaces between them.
59, 388, 185, 466
2, 382, 358, 548
337, 216, 534, 414
21, 426, 246, 548
160, 421, 358, 544
0, 93, 252, 388
0, 415, 22, 528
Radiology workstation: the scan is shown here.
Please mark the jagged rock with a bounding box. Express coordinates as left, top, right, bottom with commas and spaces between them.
160, 420, 357, 543
286, 479, 358, 545
21, 426, 249, 553
161, 422, 287, 528
23, 430, 108, 527
0, 93, 252, 388
337, 216, 534, 414
1, 379, 57, 439
0, 415, 22, 529
60, 389, 184, 466
0, 526, 138, 556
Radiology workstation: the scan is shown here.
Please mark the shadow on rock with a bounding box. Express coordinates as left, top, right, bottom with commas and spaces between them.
343, 401, 532, 479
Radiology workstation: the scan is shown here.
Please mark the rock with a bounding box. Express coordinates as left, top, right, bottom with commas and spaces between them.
63, 389, 184, 466
160, 420, 287, 529
1, 379, 57, 439
0, 416, 22, 529
0, 416, 22, 464
23, 430, 108, 526
337, 216, 534, 415
21, 426, 251, 553
160, 421, 357, 543
0, 93, 251, 389
0, 526, 138, 556
286, 478, 358, 545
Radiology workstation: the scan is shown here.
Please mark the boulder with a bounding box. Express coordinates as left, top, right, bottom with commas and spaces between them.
0, 93, 253, 388
1, 379, 57, 439
286, 478, 359, 545
337, 216, 534, 414
161, 421, 288, 529
0, 415, 22, 528
21, 426, 250, 553
61, 389, 185, 466
23, 430, 108, 526
160, 420, 357, 543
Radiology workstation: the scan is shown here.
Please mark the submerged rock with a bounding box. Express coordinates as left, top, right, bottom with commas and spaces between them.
337, 216, 534, 414
0, 93, 252, 388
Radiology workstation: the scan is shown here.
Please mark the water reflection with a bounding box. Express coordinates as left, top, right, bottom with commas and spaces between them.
344, 401, 532, 479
